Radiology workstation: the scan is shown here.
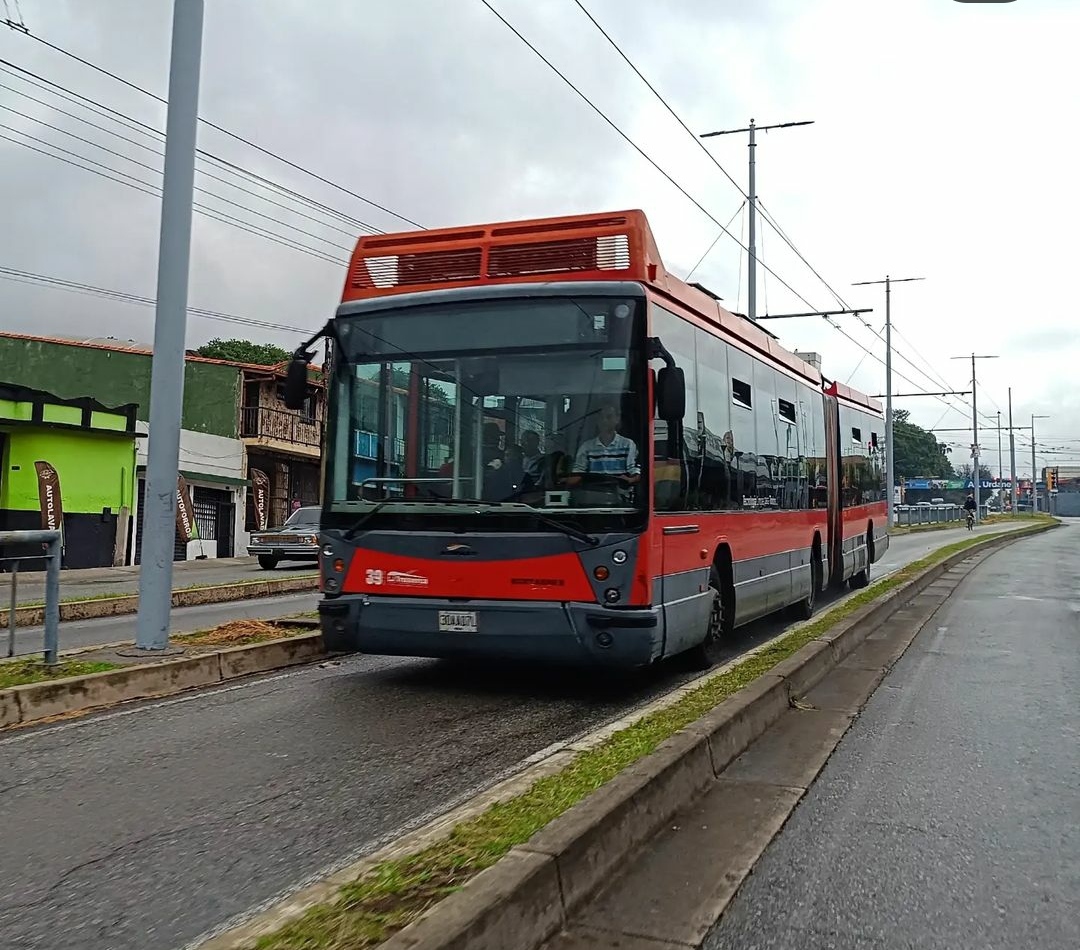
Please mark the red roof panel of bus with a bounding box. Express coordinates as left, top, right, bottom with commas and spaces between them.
340, 209, 822, 385
826, 380, 883, 415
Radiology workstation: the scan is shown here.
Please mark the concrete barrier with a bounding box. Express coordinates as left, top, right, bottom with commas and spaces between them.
1, 632, 327, 728
11, 574, 319, 628
368, 522, 1057, 950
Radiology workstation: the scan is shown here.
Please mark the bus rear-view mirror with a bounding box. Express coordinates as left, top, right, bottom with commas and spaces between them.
283, 357, 309, 410
657, 366, 686, 421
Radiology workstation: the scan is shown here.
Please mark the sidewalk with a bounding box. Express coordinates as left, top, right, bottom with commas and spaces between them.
548, 524, 1077, 949
4, 556, 315, 607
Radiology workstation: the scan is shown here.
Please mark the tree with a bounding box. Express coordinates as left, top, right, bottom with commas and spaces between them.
891, 409, 955, 480
958, 463, 994, 482
196, 338, 291, 366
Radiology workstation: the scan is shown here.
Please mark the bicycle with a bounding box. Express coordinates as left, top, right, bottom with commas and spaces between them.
966, 511, 975, 531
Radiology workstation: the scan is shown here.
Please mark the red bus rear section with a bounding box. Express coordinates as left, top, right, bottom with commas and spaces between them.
311, 209, 888, 669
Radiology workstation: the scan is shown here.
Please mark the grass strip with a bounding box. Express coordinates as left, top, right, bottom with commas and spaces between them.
253, 525, 1045, 950
0, 658, 119, 689
175, 620, 311, 648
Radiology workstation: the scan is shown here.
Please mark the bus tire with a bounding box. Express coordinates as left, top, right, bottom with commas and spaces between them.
258, 555, 279, 570
792, 541, 822, 620
685, 562, 732, 671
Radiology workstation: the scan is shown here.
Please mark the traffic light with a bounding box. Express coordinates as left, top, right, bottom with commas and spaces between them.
1046, 468, 1056, 491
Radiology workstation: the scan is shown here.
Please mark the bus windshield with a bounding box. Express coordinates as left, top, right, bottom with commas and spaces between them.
325, 294, 648, 531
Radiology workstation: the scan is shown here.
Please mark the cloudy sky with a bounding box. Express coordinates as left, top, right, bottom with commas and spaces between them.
1, 0, 1077, 475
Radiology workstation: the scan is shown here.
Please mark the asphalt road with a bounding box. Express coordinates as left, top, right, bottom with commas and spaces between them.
0, 523, 1037, 950
705, 523, 1080, 950
10, 592, 319, 656
8, 556, 315, 607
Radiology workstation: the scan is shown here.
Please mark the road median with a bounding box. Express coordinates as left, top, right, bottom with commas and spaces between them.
0, 622, 327, 729
202, 519, 1057, 950
10, 572, 319, 628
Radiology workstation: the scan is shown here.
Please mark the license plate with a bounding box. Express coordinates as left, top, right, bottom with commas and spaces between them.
438, 610, 477, 633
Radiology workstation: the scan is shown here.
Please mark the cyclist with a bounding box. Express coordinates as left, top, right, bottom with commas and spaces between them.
963, 492, 977, 528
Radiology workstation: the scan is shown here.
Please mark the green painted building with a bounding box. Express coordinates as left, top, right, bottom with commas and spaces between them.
0, 382, 139, 569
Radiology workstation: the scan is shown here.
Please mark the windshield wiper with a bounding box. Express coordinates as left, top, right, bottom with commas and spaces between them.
421, 493, 599, 547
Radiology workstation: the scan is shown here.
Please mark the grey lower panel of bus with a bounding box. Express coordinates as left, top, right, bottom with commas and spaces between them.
838, 525, 890, 582
319, 595, 663, 668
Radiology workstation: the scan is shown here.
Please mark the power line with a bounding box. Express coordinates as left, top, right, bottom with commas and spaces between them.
561, 3, 978, 411
0, 85, 362, 239
684, 201, 745, 281
0, 265, 316, 335
6, 25, 425, 228
0, 109, 354, 253
0, 60, 383, 235
477, 0, 829, 319
0, 127, 348, 265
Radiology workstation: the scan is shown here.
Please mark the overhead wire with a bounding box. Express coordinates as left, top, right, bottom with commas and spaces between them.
684, 201, 745, 282
0, 265, 317, 334
0, 127, 348, 265
6, 25, 425, 228
0, 60, 383, 236
563, 0, 977, 415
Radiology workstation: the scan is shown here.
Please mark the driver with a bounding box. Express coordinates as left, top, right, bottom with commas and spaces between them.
565, 404, 640, 487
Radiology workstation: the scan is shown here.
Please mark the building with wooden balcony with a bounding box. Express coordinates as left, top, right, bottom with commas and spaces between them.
0, 332, 325, 562
239, 362, 325, 530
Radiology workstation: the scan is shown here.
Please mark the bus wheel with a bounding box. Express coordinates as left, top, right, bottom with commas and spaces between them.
258, 555, 279, 570
792, 546, 822, 620
686, 565, 729, 671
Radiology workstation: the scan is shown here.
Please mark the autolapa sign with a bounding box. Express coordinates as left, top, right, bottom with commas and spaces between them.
33, 460, 65, 552
175, 475, 200, 544
250, 468, 270, 531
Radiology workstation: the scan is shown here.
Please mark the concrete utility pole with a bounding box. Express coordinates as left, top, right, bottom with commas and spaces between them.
950, 353, 998, 524
1032, 413, 1050, 514
852, 276, 925, 528
997, 410, 1003, 504
1008, 388, 1018, 514
134, 0, 205, 652
700, 118, 813, 321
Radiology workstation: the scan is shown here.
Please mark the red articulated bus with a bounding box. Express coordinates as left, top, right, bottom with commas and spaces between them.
285, 209, 887, 669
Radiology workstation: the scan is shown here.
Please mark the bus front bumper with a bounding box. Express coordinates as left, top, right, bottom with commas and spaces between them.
317, 595, 662, 668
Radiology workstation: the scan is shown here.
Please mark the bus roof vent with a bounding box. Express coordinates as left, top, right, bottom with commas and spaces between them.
487, 234, 630, 278
349, 247, 483, 290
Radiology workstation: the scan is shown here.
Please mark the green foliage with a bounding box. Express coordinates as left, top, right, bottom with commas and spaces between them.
892, 409, 954, 480
196, 338, 291, 366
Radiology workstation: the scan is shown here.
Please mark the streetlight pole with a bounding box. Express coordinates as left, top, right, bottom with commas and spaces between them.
950, 353, 999, 524
134, 0, 205, 652
700, 118, 814, 321
1008, 389, 1017, 515
1032, 414, 1049, 513
852, 276, 925, 528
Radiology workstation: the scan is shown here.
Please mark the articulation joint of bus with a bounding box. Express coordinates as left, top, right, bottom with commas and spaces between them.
286, 210, 888, 670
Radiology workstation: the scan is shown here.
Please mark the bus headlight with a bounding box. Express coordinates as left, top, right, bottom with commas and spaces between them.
604, 588, 620, 603
322, 543, 334, 557
612, 550, 627, 564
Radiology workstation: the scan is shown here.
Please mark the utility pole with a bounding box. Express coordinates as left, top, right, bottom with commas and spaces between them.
1031, 413, 1050, 514
852, 275, 925, 528
1008, 388, 1017, 514
997, 410, 1003, 507
133, 0, 205, 652
700, 118, 813, 321
950, 353, 999, 524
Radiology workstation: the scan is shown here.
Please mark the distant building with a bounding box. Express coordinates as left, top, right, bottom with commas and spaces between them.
0, 332, 324, 566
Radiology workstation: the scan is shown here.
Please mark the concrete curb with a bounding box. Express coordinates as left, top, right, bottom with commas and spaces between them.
10, 573, 319, 628
0, 632, 327, 728
367, 522, 1057, 950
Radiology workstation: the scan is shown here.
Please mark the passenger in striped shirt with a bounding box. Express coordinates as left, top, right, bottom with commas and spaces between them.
566, 404, 641, 486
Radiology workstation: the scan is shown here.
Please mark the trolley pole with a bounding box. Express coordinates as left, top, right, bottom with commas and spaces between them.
134, 0, 205, 651
852, 275, 926, 528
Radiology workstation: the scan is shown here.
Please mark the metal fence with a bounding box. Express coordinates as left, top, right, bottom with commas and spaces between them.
2, 529, 62, 664
895, 504, 991, 526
